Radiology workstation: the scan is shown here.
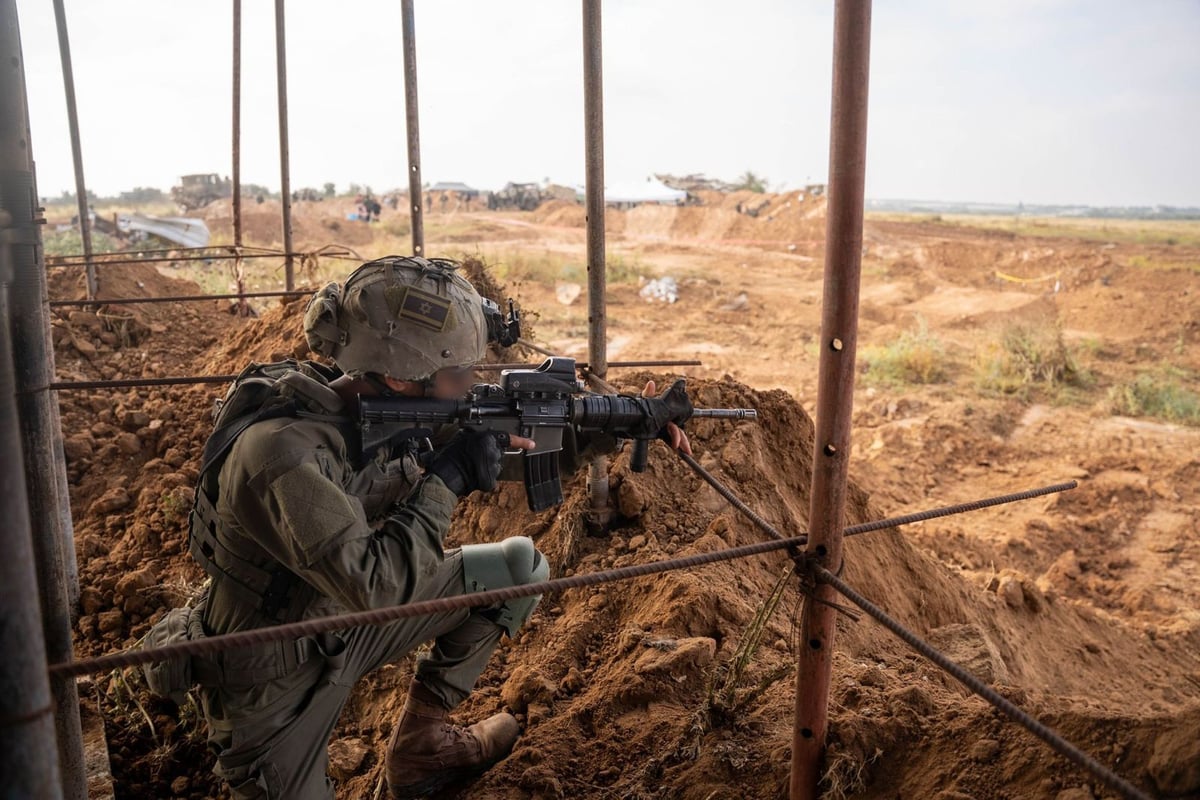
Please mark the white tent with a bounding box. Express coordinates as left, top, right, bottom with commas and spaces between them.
604, 176, 687, 205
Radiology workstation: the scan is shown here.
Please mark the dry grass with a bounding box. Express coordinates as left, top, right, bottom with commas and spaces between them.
860, 323, 947, 386
869, 212, 1200, 247
973, 320, 1084, 397
1108, 369, 1200, 426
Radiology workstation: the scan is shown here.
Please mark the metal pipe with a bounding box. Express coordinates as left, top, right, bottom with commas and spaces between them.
0, 273, 65, 800
273, 0, 294, 290
232, 0, 246, 313
582, 0, 611, 525
791, 2, 872, 797
3, 5, 85, 794
51, 0, 95, 300
401, 0, 424, 256
0, 18, 65, 799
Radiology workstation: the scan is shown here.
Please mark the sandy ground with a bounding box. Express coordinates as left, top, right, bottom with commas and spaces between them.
45, 195, 1200, 799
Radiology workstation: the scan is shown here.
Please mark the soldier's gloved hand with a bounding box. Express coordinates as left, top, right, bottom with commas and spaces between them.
631, 379, 694, 444
428, 430, 507, 496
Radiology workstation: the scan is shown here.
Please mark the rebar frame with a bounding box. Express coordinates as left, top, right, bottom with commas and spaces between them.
17, 3, 1159, 798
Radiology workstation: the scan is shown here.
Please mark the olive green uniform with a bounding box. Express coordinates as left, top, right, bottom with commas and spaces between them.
194, 385, 509, 799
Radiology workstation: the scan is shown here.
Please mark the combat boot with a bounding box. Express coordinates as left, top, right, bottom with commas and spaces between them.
386, 680, 519, 799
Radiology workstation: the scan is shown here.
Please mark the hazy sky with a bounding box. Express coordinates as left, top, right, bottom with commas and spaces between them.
14, 0, 1200, 206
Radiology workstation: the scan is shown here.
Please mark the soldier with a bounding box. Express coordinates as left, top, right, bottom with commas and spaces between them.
184, 256, 691, 799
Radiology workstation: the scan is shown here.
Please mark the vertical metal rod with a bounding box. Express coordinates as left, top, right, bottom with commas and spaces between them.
401, 0, 424, 256
51, 0, 95, 300
3, 5, 85, 795
232, 0, 246, 313
791, 2, 872, 797
582, 0, 610, 522
0, 15, 66, 798
273, 0, 294, 290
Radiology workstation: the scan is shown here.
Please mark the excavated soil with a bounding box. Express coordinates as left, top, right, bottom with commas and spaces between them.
49, 202, 1200, 800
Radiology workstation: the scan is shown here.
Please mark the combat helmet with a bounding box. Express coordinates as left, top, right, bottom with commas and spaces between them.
303, 256, 488, 381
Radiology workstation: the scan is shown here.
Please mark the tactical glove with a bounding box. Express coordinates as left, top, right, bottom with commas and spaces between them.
630, 378, 694, 441
428, 429, 507, 496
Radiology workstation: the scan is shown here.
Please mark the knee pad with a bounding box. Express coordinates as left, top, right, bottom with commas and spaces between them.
460, 536, 550, 637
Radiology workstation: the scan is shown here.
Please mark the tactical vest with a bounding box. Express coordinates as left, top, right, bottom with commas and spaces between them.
188, 360, 353, 623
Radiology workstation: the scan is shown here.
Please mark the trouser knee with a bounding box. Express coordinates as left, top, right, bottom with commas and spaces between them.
459, 536, 549, 637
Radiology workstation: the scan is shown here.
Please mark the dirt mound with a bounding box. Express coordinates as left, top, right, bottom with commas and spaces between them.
530, 199, 587, 228
340, 376, 1196, 799
202, 198, 376, 249
616, 191, 825, 245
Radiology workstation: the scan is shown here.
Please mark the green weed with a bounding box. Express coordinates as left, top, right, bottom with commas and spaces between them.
1108, 369, 1200, 426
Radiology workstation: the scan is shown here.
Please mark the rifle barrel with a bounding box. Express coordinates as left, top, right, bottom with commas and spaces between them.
692, 408, 757, 420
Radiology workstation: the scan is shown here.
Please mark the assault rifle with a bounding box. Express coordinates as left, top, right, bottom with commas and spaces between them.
358, 357, 756, 511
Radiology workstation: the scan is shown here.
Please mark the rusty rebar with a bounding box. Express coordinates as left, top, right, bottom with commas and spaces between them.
44, 358, 703, 392
401, 0, 424, 256
5, 7, 86, 794
51, 0, 94, 302
47, 478, 1078, 680
232, 0, 246, 314
47, 251, 318, 268
49, 289, 309, 308
582, 0, 611, 524
794, 2, 873, 796
274, 0, 294, 291
49, 534, 810, 680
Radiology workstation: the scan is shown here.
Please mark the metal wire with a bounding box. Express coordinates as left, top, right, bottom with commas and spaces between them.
814, 564, 1153, 800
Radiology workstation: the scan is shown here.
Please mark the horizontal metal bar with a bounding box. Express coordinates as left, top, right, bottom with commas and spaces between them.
480, 359, 702, 371
49, 375, 236, 390
49, 358, 705, 391
46, 252, 309, 268
50, 290, 310, 308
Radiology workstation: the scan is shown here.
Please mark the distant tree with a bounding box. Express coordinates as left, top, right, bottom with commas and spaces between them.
56, 189, 98, 204
734, 171, 767, 193
323, 181, 336, 197
242, 183, 274, 199
117, 186, 166, 204
348, 183, 363, 197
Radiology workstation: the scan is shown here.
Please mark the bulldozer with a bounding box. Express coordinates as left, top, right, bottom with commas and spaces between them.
170, 173, 232, 212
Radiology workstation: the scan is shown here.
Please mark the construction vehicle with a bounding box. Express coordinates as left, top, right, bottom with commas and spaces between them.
487, 182, 546, 211
171, 173, 232, 212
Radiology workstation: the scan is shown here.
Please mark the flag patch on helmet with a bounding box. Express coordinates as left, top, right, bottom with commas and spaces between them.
398, 287, 451, 331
